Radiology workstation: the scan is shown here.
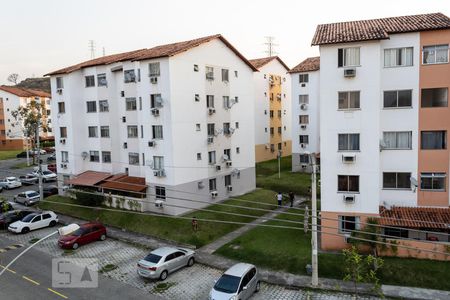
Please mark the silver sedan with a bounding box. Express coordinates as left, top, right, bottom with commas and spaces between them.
137, 247, 195, 280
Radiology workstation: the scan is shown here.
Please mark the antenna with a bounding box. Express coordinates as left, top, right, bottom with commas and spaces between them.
88, 40, 96, 59
102, 47, 106, 57
264, 36, 278, 57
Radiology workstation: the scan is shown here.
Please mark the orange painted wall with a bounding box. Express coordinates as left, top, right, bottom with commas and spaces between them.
418, 29, 450, 207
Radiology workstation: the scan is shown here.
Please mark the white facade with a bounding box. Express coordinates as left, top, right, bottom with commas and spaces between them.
50, 37, 256, 215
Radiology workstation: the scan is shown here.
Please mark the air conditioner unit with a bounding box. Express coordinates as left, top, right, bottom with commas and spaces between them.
150, 77, 158, 84
207, 136, 214, 144
215, 165, 221, 171
211, 191, 218, 198
344, 233, 352, 243
227, 185, 233, 192
300, 103, 308, 110
344, 68, 356, 77
301, 83, 306, 87
120, 91, 125, 97
122, 116, 126, 123
148, 141, 156, 147
153, 169, 166, 177
123, 142, 128, 149
56, 88, 63, 94
155, 96, 163, 107
229, 128, 235, 134
300, 124, 307, 130
208, 108, 216, 115
226, 161, 232, 167
60, 139, 66, 144
342, 154, 356, 163
300, 143, 306, 149
301, 163, 308, 169
151, 108, 160, 116
155, 200, 164, 208
343, 194, 356, 203
60, 163, 67, 169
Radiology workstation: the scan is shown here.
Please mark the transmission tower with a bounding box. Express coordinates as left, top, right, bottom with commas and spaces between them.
88, 40, 96, 59
264, 36, 278, 57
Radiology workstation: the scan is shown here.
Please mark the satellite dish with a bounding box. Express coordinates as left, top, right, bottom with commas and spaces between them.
222, 154, 229, 161
410, 177, 418, 187
379, 140, 387, 151
81, 151, 88, 160
382, 201, 391, 210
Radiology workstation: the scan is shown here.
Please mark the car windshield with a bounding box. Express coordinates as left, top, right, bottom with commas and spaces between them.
214, 274, 241, 294
144, 253, 162, 263
43, 171, 52, 175
22, 214, 37, 222
27, 192, 39, 197
70, 228, 85, 236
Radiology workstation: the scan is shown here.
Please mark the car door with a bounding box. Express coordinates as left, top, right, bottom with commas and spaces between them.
246, 268, 257, 294
42, 213, 52, 227
16, 193, 24, 204
172, 251, 186, 271
238, 272, 251, 300
164, 253, 176, 272
30, 215, 42, 230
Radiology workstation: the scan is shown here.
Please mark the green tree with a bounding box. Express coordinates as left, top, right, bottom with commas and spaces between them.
350, 217, 382, 257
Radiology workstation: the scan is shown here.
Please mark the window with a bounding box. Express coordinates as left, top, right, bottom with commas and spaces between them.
89, 151, 100, 162
383, 131, 412, 149
277, 110, 282, 118
269, 110, 274, 118
195, 124, 201, 131
152, 125, 163, 139
422, 44, 449, 64
86, 101, 97, 113
206, 66, 214, 80
102, 151, 111, 163
224, 175, 231, 186
206, 95, 214, 108
383, 172, 411, 189
100, 126, 110, 138
126, 97, 137, 111
384, 90, 412, 108
384, 47, 413, 67
338, 134, 360, 151
127, 125, 138, 138
56, 77, 63, 89
299, 115, 309, 124
139, 97, 142, 110
223, 149, 231, 161
384, 228, 408, 238
277, 127, 282, 134
421, 131, 446, 149
194, 94, 200, 102
223, 96, 230, 109
278, 142, 282, 150
236, 147, 240, 154
270, 127, 274, 135
194, 64, 199, 72
421, 88, 448, 107
88, 126, 98, 138
235, 122, 239, 129
299, 154, 309, 164
209, 178, 217, 191
299, 135, 309, 144
85, 75, 95, 87
124, 70, 136, 83
234, 70, 238, 77
299, 74, 309, 83
61, 151, 69, 163
149, 62, 160, 77
97, 73, 107, 86
339, 216, 360, 232
222, 69, 229, 82
60, 127, 67, 138
129, 152, 139, 165
155, 186, 166, 200
99, 100, 109, 112
153, 156, 164, 170
338, 91, 360, 109
338, 47, 360, 67
150, 94, 162, 108
141, 125, 144, 138
223, 123, 231, 135
46, 109, 51, 116
58, 102, 65, 113
207, 123, 215, 136
197, 153, 202, 160
208, 151, 216, 164
421, 173, 446, 191
299, 95, 309, 104
338, 175, 359, 192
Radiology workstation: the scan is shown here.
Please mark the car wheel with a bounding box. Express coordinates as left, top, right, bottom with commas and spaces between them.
100, 234, 106, 241
159, 270, 168, 281
255, 281, 261, 293
21, 227, 30, 234
72, 243, 79, 250
49, 220, 56, 227
24, 201, 29, 207
187, 257, 195, 267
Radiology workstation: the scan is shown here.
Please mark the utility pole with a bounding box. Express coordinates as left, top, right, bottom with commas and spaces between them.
264, 36, 278, 57
310, 153, 318, 286
36, 120, 43, 202
277, 150, 282, 179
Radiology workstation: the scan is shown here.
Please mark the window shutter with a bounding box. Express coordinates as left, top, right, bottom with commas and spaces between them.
338, 49, 343, 67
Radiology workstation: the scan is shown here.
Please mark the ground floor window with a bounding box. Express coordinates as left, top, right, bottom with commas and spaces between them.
384, 227, 408, 238
339, 216, 360, 232
155, 186, 166, 200
209, 178, 217, 191
420, 173, 446, 191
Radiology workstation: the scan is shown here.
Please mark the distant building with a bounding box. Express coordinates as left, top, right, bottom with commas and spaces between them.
0, 86, 52, 150
249, 56, 292, 162
46, 34, 257, 215
289, 57, 320, 172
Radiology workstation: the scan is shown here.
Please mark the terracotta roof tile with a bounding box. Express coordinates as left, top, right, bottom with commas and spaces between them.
248, 56, 290, 71
46, 34, 257, 76
289, 56, 320, 73
379, 206, 450, 229
100, 174, 147, 193
312, 12, 450, 45
68, 171, 112, 186
0, 85, 51, 98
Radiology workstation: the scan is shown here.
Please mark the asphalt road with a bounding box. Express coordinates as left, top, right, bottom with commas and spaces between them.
0, 235, 162, 300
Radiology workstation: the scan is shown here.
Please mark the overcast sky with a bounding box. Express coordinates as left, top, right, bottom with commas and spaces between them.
1, 0, 449, 85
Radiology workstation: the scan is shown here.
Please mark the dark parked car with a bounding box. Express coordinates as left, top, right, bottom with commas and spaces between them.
43, 185, 59, 198
16, 151, 28, 158
58, 222, 107, 249
0, 210, 34, 229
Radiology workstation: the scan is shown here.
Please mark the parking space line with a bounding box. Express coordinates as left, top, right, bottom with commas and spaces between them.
0, 264, 16, 274
22, 275, 40, 285
48, 288, 68, 299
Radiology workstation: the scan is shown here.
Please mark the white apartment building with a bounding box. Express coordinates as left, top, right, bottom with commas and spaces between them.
0, 86, 52, 150
46, 34, 257, 215
312, 13, 450, 252
289, 57, 320, 172
249, 56, 292, 162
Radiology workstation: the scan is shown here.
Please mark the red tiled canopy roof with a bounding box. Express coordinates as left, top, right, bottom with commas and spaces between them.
248, 56, 290, 71
99, 173, 147, 193
68, 171, 112, 187
379, 206, 450, 229
289, 56, 320, 73
312, 12, 450, 45
0, 85, 51, 98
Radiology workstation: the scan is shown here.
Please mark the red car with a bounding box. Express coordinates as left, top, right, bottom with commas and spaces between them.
58, 222, 106, 249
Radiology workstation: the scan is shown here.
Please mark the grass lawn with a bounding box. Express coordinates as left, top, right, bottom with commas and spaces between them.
0, 150, 21, 160
215, 208, 450, 291
256, 155, 317, 197
11, 162, 35, 169
38, 189, 281, 248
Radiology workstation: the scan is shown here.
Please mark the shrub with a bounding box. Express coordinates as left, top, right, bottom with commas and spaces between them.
75, 190, 104, 207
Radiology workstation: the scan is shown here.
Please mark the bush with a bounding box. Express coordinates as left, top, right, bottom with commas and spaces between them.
42, 141, 55, 147
75, 191, 104, 207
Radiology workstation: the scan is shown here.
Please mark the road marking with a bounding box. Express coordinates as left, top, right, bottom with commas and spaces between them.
0, 264, 16, 274
22, 275, 40, 285
48, 288, 68, 299
0, 243, 24, 253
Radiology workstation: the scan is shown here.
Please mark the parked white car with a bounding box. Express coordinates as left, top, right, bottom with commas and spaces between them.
29, 149, 47, 155
32, 170, 57, 182
209, 263, 260, 300
14, 191, 40, 206
0, 177, 22, 190
8, 211, 58, 234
